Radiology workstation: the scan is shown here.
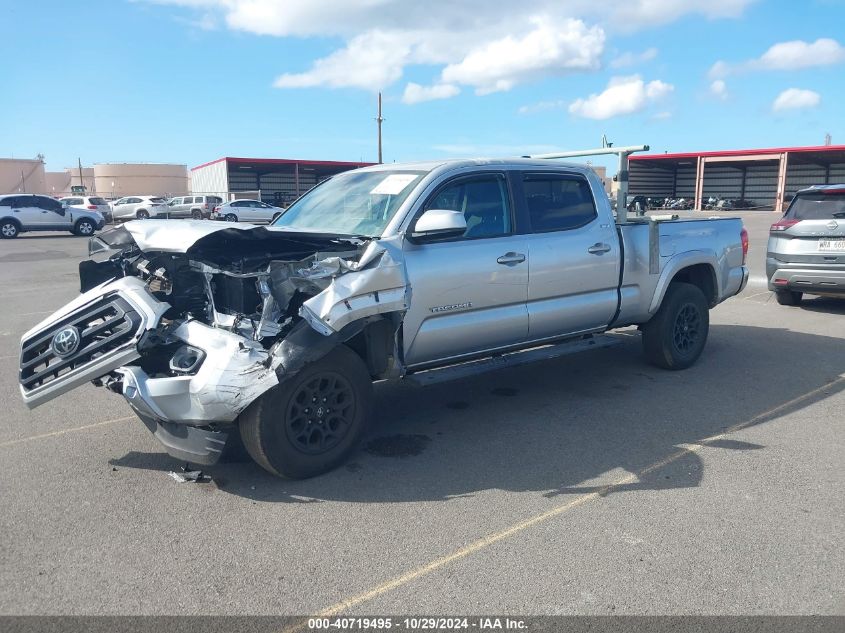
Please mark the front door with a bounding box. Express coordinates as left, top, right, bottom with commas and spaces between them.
518, 172, 620, 339
402, 173, 529, 367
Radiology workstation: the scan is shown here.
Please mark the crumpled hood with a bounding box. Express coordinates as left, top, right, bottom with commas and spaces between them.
104, 219, 265, 253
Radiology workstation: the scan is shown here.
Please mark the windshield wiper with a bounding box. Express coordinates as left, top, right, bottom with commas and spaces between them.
832, 212, 845, 218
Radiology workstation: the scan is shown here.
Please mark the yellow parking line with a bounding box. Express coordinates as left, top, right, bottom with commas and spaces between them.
286, 375, 845, 626
0, 416, 134, 448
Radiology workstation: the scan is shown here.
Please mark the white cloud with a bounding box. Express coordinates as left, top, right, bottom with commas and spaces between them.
402, 82, 460, 104
610, 47, 658, 68
772, 88, 821, 112
440, 17, 604, 95
432, 142, 560, 156
149, 1, 755, 98
709, 79, 728, 100
569, 75, 673, 120
710, 38, 845, 77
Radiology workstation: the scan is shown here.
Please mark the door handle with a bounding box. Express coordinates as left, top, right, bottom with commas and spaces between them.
497, 252, 526, 265
588, 243, 612, 255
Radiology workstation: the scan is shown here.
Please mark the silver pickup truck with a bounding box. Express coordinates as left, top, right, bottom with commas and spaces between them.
18, 159, 749, 478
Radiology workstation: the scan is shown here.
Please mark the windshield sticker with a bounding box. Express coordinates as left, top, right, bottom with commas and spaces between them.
369, 174, 419, 196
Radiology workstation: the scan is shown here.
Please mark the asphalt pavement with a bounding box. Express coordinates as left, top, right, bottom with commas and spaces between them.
0, 212, 842, 616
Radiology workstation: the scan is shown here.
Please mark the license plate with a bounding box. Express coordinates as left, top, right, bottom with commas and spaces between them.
819, 239, 845, 252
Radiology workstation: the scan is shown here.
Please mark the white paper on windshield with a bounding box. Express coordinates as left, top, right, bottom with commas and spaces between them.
369, 174, 419, 196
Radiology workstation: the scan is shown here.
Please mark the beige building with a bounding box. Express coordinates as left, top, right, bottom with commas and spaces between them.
0, 158, 48, 195
93, 163, 190, 198
1, 158, 189, 198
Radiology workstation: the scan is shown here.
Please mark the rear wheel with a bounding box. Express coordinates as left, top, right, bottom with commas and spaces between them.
136, 209, 150, 220
239, 345, 372, 479
775, 290, 802, 306
1, 219, 20, 238
642, 282, 710, 370
73, 218, 95, 236
191, 209, 203, 220
224, 213, 238, 222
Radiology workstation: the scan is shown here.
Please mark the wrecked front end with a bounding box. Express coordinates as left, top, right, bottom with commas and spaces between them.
18, 221, 407, 464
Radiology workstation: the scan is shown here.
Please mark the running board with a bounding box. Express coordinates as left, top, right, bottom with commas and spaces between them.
406, 334, 624, 387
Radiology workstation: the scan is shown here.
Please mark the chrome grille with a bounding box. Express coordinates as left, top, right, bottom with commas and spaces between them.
19, 297, 143, 393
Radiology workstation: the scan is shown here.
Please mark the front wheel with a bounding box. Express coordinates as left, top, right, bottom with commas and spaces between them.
239, 345, 372, 479
642, 282, 710, 370
775, 290, 802, 306
1, 219, 20, 238
74, 218, 96, 236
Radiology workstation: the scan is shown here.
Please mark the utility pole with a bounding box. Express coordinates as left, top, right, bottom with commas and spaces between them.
20, 169, 26, 193
375, 92, 384, 164
78, 157, 85, 193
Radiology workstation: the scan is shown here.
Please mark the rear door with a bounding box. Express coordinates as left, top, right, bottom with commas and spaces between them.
6, 196, 40, 228
517, 171, 620, 340
772, 190, 845, 264
402, 172, 529, 367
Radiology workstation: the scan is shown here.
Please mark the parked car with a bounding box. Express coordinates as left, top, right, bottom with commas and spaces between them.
0, 194, 104, 238
767, 184, 845, 305
60, 196, 112, 223
111, 196, 169, 220
18, 159, 748, 478
211, 199, 284, 223
166, 195, 223, 219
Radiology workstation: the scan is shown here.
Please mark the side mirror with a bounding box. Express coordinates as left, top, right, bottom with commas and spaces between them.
410, 209, 467, 241
58, 203, 67, 216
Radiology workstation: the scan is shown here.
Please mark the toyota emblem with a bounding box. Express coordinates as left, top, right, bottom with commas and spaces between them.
51, 326, 81, 357
827, 220, 839, 230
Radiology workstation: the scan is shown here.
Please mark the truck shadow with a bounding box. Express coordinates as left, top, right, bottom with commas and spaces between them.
112, 324, 845, 504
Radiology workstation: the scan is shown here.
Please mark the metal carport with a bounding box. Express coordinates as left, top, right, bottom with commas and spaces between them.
629, 145, 845, 213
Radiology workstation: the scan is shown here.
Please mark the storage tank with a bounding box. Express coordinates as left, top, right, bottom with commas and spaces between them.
93, 163, 189, 198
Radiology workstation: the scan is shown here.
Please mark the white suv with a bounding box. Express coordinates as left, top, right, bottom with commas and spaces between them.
60, 196, 112, 223
111, 196, 168, 220
0, 194, 104, 238
166, 195, 223, 219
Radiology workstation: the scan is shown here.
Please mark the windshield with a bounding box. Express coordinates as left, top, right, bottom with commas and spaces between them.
272, 170, 427, 236
786, 191, 845, 220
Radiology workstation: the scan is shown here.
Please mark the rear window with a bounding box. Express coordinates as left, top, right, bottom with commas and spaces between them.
150, 197, 166, 203
787, 191, 845, 220
89, 197, 107, 205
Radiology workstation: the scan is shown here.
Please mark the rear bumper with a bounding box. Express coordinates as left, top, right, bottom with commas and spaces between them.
766, 259, 845, 295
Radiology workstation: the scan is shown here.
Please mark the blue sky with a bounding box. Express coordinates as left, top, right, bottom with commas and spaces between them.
1, 0, 843, 175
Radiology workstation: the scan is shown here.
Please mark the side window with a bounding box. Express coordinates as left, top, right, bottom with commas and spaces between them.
37, 196, 64, 212
0, 196, 13, 207
522, 174, 597, 232
425, 175, 511, 239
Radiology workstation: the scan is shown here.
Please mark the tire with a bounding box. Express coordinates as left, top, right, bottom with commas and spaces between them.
191, 209, 203, 220
775, 290, 802, 306
1, 219, 20, 239
136, 209, 150, 220
642, 282, 710, 370
239, 345, 373, 479
224, 213, 238, 222
74, 218, 96, 236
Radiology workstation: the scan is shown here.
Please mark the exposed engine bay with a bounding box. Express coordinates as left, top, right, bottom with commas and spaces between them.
18, 221, 409, 463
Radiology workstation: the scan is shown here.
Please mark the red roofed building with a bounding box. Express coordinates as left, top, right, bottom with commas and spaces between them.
628, 145, 845, 213
190, 157, 373, 207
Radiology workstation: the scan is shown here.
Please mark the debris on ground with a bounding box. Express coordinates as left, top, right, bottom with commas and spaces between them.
168, 464, 210, 483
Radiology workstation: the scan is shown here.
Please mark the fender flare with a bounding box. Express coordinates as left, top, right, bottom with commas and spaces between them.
648, 250, 719, 314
